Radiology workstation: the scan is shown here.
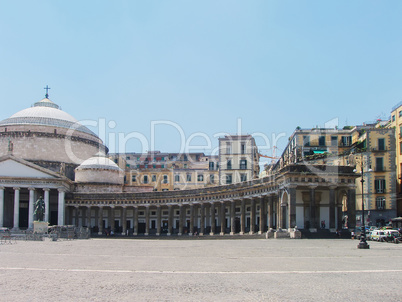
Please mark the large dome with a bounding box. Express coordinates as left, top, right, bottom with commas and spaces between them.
0, 98, 96, 136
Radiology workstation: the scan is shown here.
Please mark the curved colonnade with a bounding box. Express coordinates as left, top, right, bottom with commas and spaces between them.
66, 165, 358, 236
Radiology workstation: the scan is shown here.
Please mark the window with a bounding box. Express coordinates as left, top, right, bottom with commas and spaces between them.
240, 174, 247, 182
319, 136, 325, 146
341, 136, 352, 146
376, 197, 385, 210
163, 175, 168, 184
226, 142, 232, 154
240, 159, 247, 170
143, 175, 148, 184
303, 136, 310, 147
241, 143, 246, 154
161, 164, 165, 168
227, 159, 232, 170
210, 174, 215, 183
400, 142, 402, 155
399, 111, 402, 118
152, 164, 156, 168
376, 157, 384, 172
375, 179, 386, 193
331, 136, 337, 146
184, 164, 188, 169
126, 156, 130, 160
226, 174, 232, 184
197, 174, 204, 182
392, 115, 396, 122
175, 174, 180, 182
209, 162, 215, 170
183, 155, 188, 161
378, 138, 385, 151
152, 175, 156, 182
131, 175, 136, 182
186, 174, 192, 182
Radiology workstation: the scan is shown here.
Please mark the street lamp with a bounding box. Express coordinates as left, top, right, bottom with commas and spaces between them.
353, 151, 371, 249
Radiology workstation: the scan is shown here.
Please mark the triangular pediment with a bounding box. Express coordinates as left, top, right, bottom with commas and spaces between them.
0, 157, 59, 179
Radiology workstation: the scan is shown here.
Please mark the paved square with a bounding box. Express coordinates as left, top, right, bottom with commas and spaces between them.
0, 238, 401, 301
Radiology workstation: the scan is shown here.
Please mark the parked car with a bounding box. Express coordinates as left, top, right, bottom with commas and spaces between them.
384, 230, 401, 242
370, 230, 387, 241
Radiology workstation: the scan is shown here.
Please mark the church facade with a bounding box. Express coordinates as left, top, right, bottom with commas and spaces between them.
0, 95, 359, 235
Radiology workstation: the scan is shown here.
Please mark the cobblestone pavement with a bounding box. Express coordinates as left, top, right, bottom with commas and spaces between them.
0, 238, 401, 301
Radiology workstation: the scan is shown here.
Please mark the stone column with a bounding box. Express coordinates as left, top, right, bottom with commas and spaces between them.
167, 205, 173, 236
259, 196, 266, 234
156, 206, 161, 236
13, 187, 20, 230
205, 203, 210, 233
122, 206, 127, 235
0, 186, 4, 227
267, 195, 274, 229
200, 203, 205, 236
309, 185, 317, 230
189, 204, 194, 235
44, 188, 50, 223
145, 206, 150, 236
210, 202, 216, 235
230, 200, 236, 235
220, 201, 225, 236
57, 189, 65, 226
329, 186, 336, 231
133, 206, 138, 235
86, 206, 92, 228
287, 186, 297, 230
240, 199, 245, 235
28, 187, 35, 229
74, 206, 79, 227
178, 204, 184, 236
98, 206, 104, 235
250, 198, 255, 234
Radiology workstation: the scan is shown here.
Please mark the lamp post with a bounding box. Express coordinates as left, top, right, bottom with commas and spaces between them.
354, 152, 370, 249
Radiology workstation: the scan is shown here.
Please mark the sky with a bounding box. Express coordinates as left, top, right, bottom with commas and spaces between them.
1, 0, 402, 166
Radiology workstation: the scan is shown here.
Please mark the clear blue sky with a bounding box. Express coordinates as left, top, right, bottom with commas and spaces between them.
1, 1, 401, 164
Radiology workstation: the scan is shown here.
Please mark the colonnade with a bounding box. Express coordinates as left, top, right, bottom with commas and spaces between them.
0, 186, 66, 229
67, 195, 279, 236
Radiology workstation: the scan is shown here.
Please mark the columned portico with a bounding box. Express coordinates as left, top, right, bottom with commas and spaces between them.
178, 204, 184, 236
267, 194, 274, 229
189, 204, 194, 236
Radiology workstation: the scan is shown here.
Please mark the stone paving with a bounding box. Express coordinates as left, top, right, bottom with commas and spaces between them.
0, 238, 401, 301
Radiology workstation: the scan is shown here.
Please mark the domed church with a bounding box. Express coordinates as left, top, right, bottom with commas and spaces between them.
0, 91, 119, 229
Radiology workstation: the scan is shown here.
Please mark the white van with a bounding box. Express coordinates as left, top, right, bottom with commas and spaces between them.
370, 230, 386, 241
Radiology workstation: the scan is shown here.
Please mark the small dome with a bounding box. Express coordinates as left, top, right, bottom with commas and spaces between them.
75, 153, 124, 185
0, 98, 96, 136
77, 153, 122, 171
